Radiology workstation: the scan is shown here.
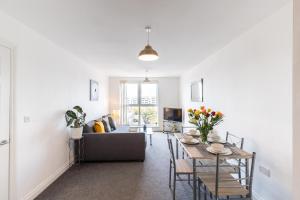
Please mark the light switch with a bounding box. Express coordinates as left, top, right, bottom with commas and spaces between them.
259, 165, 271, 177
24, 116, 31, 123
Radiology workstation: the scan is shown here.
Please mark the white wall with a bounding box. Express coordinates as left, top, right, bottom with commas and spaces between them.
109, 77, 180, 130
0, 11, 109, 200
180, 4, 292, 200
293, 0, 300, 199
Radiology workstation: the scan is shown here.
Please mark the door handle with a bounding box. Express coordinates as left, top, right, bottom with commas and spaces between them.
0, 140, 8, 145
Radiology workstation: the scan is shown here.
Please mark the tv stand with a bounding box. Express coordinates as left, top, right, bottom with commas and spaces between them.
162, 120, 182, 138
163, 120, 198, 139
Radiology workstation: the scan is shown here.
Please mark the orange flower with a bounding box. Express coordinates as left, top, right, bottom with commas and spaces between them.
216, 112, 223, 117
200, 106, 205, 110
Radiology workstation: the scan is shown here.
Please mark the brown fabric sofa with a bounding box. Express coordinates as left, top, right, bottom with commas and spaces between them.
78, 120, 146, 162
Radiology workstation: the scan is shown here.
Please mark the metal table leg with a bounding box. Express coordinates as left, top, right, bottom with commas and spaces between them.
193, 158, 197, 200
82, 137, 85, 162
68, 139, 71, 167
245, 158, 249, 189
176, 139, 179, 159
78, 139, 81, 165
150, 134, 152, 146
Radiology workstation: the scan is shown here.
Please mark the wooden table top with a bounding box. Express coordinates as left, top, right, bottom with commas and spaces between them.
174, 133, 252, 160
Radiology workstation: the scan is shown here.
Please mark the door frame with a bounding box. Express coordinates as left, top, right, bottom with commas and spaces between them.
0, 38, 16, 200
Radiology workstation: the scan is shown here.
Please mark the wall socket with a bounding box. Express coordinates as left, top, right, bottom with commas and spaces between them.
259, 165, 271, 177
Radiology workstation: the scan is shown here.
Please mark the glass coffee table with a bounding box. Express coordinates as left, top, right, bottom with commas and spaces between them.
130, 126, 153, 146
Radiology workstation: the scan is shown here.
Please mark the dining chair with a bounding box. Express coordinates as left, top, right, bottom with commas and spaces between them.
199, 132, 245, 173
224, 132, 245, 179
197, 132, 246, 199
198, 152, 256, 200
167, 138, 193, 200
226, 131, 244, 149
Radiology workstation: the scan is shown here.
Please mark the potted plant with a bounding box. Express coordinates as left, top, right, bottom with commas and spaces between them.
187, 106, 223, 143
65, 106, 86, 139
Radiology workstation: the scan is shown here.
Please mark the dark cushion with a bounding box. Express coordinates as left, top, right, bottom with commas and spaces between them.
83, 123, 94, 133
102, 116, 112, 132
101, 119, 111, 132
108, 116, 116, 131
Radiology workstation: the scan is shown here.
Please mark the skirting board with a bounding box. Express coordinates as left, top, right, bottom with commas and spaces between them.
23, 159, 73, 200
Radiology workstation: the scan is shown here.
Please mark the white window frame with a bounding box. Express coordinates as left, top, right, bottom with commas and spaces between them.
124, 81, 159, 127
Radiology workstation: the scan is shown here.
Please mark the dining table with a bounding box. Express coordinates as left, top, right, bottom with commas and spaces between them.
173, 133, 253, 200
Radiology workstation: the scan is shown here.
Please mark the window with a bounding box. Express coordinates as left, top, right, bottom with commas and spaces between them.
121, 82, 158, 126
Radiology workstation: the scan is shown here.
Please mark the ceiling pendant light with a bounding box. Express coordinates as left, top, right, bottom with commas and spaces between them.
138, 26, 159, 61
143, 69, 151, 82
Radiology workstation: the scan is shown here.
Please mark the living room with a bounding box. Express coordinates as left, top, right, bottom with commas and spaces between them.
0, 0, 299, 200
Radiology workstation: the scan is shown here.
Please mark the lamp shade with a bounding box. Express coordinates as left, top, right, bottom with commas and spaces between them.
138, 45, 159, 61
111, 110, 120, 124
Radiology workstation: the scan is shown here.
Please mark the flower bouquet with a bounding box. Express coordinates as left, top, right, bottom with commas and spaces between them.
187, 106, 223, 143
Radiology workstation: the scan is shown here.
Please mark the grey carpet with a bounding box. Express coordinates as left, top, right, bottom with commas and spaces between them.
35, 133, 244, 200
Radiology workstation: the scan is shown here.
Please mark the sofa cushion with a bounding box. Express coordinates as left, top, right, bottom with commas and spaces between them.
103, 116, 112, 132
111, 125, 130, 133
101, 119, 111, 132
108, 116, 116, 131
94, 121, 105, 133
83, 123, 94, 133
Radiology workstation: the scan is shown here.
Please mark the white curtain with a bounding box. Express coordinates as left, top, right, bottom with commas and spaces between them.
120, 81, 128, 125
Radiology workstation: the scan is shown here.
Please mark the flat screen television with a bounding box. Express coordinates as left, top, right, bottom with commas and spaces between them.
163, 108, 182, 122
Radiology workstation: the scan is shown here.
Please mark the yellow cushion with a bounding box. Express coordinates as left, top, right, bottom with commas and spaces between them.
94, 121, 105, 133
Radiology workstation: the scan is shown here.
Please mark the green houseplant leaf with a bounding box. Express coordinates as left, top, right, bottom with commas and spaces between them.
65, 107, 86, 128
73, 119, 81, 128
73, 106, 83, 114
66, 110, 77, 119
66, 118, 74, 127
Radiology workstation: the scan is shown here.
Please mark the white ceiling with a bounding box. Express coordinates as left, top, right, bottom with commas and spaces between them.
0, 0, 290, 77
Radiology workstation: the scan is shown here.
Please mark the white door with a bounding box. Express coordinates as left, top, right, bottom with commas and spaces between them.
0, 45, 11, 200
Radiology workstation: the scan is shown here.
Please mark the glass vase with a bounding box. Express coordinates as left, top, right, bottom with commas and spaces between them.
198, 128, 209, 143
